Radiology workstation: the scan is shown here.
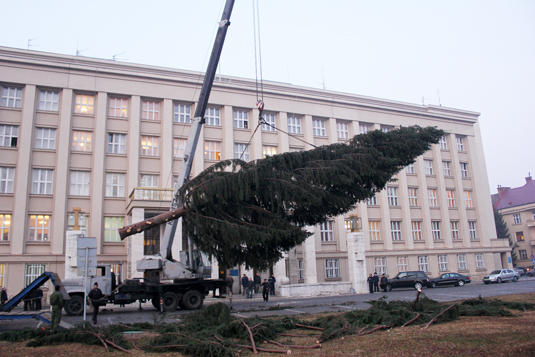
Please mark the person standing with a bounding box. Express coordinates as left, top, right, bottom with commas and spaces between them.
367, 274, 374, 294
254, 273, 261, 294
261, 279, 270, 302
247, 278, 255, 299
268, 274, 276, 296
34, 288, 43, 310
24, 290, 34, 311
380, 273, 388, 292
373, 272, 379, 293
49, 285, 64, 333
0, 287, 7, 307
87, 282, 104, 325
226, 274, 234, 295
241, 274, 248, 295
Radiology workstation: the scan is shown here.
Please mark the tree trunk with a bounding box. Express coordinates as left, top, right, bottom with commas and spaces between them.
118, 206, 186, 240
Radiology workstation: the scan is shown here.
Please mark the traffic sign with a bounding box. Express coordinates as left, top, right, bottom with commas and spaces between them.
532, 258, 535, 264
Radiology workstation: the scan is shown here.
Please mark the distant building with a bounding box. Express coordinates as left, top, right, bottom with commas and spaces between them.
0, 46, 510, 296
492, 175, 535, 268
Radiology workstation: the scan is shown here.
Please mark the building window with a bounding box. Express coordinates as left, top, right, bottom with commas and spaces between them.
0, 167, 15, 194
72, 130, 92, 152
439, 135, 448, 150
288, 116, 301, 134
325, 259, 339, 278
1, 86, 22, 108
0, 214, 11, 241
408, 188, 418, 206
519, 249, 528, 260
70, 171, 90, 196
405, 163, 415, 174
104, 216, 124, 242
320, 221, 334, 242
38, 90, 59, 111
397, 256, 408, 272
442, 161, 451, 177
35, 128, 56, 150
0, 264, 4, 287
475, 253, 485, 269
424, 160, 434, 175
28, 215, 50, 241
234, 143, 250, 162
450, 221, 460, 240
205, 107, 220, 126
431, 221, 441, 240
460, 163, 469, 178
142, 100, 160, 120
464, 191, 473, 207
263, 145, 277, 158
105, 173, 125, 197
298, 260, 304, 280
140, 174, 158, 187
412, 221, 422, 241
427, 189, 437, 207
138, 175, 159, 199
174, 104, 191, 124
141, 136, 159, 156
204, 141, 221, 161
456, 136, 465, 152
337, 121, 349, 139
468, 221, 477, 240
391, 221, 402, 241
447, 190, 456, 208
418, 256, 430, 272
381, 126, 393, 133
369, 221, 380, 241
516, 231, 524, 242
75, 94, 94, 115
387, 186, 398, 206
173, 138, 186, 158
262, 113, 276, 131
366, 193, 378, 206
67, 212, 88, 236
32, 169, 53, 195
234, 110, 248, 129
513, 214, 521, 224
25, 264, 46, 287
313, 119, 326, 136
374, 257, 387, 275
0, 124, 18, 147
107, 133, 126, 154
438, 255, 449, 272
359, 123, 371, 134
109, 97, 128, 117
457, 254, 467, 271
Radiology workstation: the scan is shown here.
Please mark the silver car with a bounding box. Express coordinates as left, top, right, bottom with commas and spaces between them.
483, 269, 518, 284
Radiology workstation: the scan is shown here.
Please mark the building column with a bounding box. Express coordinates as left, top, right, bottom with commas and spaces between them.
347, 232, 367, 293
303, 228, 318, 284
127, 208, 145, 279
127, 95, 141, 194
91, 92, 107, 255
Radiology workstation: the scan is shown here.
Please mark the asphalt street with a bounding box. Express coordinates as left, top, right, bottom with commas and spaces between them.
1, 276, 534, 332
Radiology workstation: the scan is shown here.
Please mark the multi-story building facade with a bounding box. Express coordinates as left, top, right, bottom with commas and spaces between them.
0, 46, 509, 296
493, 176, 535, 268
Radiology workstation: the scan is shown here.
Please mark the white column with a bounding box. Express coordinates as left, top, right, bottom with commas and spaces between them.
272, 256, 286, 294
65, 230, 83, 278
91, 92, 107, 255
127, 96, 141, 193
127, 208, 145, 279
303, 228, 318, 284
347, 232, 367, 294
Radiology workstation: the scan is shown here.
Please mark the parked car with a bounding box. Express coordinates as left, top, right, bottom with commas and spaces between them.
386, 271, 430, 291
429, 273, 471, 288
525, 266, 535, 277
483, 269, 518, 284
513, 267, 526, 277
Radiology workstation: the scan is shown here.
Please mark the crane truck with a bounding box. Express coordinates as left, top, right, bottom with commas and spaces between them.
60, 0, 235, 315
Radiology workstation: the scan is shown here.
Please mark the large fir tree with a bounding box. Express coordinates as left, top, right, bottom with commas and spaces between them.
120, 126, 443, 270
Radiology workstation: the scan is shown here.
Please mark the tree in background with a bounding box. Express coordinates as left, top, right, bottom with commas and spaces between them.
120, 126, 443, 270
494, 209, 517, 266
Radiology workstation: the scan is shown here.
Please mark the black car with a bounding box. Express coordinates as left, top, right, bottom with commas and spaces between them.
385, 271, 430, 291
428, 273, 471, 288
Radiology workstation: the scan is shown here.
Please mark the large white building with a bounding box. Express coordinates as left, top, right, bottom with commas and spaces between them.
0, 46, 510, 297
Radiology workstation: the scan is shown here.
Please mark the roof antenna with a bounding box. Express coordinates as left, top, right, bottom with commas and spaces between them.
112, 52, 127, 61
437, 90, 442, 106
76, 38, 88, 56
27, 37, 39, 50
421, 96, 426, 105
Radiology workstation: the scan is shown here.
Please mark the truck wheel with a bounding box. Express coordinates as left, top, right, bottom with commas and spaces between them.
161, 292, 178, 312
64, 295, 84, 316
151, 298, 160, 310
182, 290, 203, 310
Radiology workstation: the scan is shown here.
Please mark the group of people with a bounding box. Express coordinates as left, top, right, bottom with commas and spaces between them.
23, 287, 43, 311
367, 272, 388, 293
225, 273, 276, 302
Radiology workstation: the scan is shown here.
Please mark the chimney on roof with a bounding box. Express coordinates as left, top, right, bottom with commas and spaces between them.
526, 173, 532, 183
497, 185, 510, 194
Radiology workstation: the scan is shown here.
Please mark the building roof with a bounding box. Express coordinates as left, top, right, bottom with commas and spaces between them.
494, 178, 535, 210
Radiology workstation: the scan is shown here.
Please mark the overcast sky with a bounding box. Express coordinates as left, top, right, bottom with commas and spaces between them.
1, 0, 534, 192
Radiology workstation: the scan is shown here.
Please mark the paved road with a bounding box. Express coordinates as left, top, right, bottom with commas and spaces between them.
2, 277, 534, 331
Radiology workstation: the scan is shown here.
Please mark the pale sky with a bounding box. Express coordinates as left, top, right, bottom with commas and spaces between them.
1, 0, 534, 192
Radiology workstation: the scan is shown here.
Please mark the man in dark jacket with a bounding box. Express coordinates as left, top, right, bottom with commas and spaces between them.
268, 275, 276, 296
246, 278, 255, 299
241, 274, 248, 295
87, 282, 104, 324
254, 273, 261, 294
34, 288, 43, 310
49, 285, 64, 333
261, 279, 270, 302
367, 274, 374, 294
0, 287, 7, 307
380, 273, 388, 292
226, 274, 234, 295
373, 272, 380, 292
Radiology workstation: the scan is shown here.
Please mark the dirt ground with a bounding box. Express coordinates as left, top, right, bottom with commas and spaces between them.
1, 293, 534, 357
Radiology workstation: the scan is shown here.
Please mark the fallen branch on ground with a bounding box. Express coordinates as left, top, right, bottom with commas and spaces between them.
422, 304, 456, 330
295, 323, 324, 331
402, 313, 421, 328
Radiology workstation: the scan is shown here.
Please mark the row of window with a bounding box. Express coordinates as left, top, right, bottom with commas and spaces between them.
372, 253, 485, 275
512, 211, 535, 224
367, 187, 474, 208
0, 213, 123, 242
405, 160, 469, 178
368, 220, 478, 242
